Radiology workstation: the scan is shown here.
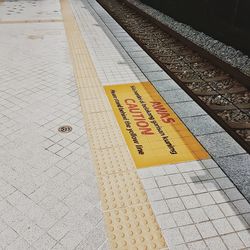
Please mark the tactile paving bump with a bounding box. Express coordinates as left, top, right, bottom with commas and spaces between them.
79, 86, 105, 100
61, 0, 168, 248
89, 126, 126, 149
93, 146, 135, 175
98, 171, 148, 210
104, 204, 166, 249
82, 98, 112, 113
86, 111, 119, 131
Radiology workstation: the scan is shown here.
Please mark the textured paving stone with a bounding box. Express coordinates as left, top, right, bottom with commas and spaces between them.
182, 115, 224, 135
170, 101, 206, 117
216, 154, 250, 202
197, 132, 246, 158
152, 79, 181, 91
160, 89, 192, 103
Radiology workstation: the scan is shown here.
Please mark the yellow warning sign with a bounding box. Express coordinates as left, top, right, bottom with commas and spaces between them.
104, 82, 209, 168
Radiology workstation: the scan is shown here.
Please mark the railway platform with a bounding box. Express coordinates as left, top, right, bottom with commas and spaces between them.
0, 0, 249, 249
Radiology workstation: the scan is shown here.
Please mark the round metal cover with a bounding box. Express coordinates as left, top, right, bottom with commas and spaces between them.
58, 125, 72, 133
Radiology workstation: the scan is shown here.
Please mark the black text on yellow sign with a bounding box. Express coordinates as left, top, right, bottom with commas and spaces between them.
104, 82, 209, 168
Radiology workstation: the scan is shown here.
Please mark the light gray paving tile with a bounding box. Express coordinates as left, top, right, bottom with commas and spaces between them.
201, 159, 219, 169
133, 56, 155, 64
152, 79, 180, 91
5, 238, 31, 250
146, 188, 164, 201
141, 178, 157, 190
59, 230, 83, 250
160, 89, 192, 103
210, 190, 229, 203
208, 167, 226, 179
216, 154, 250, 202
205, 236, 227, 250
137, 168, 153, 179
162, 228, 184, 246
222, 233, 245, 249
187, 240, 207, 250
162, 164, 179, 174
151, 200, 169, 215
177, 161, 204, 173
212, 218, 234, 235
150, 166, 165, 177
155, 175, 171, 187
228, 215, 249, 231
243, 213, 250, 225
98, 240, 109, 250
75, 219, 107, 250
202, 179, 221, 192
172, 211, 193, 227
137, 62, 162, 72
169, 174, 186, 185
203, 205, 224, 220
188, 182, 207, 194
238, 230, 250, 247
233, 199, 250, 214
47, 145, 62, 156
160, 186, 178, 199
0, 219, 8, 233
166, 198, 185, 212
196, 193, 215, 206
182, 115, 224, 136
219, 202, 239, 217
0, 227, 19, 248
33, 233, 57, 250
156, 213, 176, 229
179, 225, 202, 242
170, 101, 206, 118
48, 221, 70, 241
224, 188, 244, 201
182, 172, 200, 183
195, 169, 213, 181
181, 195, 200, 209
175, 184, 193, 196
144, 71, 171, 81
172, 244, 188, 250
216, 177, 235, 189
22, 224, 44, 245
197, 132, 245, 158
196, 221, 218, 238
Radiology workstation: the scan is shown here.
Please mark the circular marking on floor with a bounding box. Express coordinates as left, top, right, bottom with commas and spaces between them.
58, 125, 72, 133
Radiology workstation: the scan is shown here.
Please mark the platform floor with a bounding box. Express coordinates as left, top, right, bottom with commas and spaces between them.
0, 0, 250, 249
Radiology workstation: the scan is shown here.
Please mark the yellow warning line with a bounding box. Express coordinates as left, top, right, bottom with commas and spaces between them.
105, 82, 209, 168
0, 19, 63, 24
60, 0, 167, 249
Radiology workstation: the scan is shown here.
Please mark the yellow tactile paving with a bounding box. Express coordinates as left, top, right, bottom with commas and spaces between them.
98, 171, 148, 210
90, 126, 126, 149
60, 0, 168, 249
104, 205, 166, 249
93, 146, 135, 175
105, 82, 210, 168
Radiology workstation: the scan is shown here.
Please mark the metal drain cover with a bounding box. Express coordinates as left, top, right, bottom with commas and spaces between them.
58, 125, 72, 133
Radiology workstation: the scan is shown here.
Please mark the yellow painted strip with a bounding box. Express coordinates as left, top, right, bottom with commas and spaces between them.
105, 82, 210, 168
0, 19, 63, 24
60, 0, 167, 249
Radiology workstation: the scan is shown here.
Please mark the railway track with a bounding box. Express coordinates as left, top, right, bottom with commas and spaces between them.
97, 0, 250, 153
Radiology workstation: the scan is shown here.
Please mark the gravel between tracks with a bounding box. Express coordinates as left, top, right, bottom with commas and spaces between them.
127, 0, 250, 77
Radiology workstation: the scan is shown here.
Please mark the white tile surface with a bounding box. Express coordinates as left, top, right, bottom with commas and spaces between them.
1, 0, 250, 249
0, 1, 108, 249
71, 0, 147, 85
